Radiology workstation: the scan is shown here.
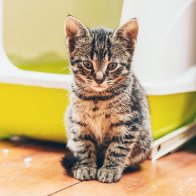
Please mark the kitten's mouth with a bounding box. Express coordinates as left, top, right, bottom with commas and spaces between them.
90, 84, 108, 92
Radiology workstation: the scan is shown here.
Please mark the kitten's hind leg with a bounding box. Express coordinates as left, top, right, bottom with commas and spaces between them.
126, 136, 151, 168
61, 153, 79, 176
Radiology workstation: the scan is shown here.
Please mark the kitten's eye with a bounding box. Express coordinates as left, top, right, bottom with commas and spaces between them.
107, 62, 118, 71
83, 60, 93, 70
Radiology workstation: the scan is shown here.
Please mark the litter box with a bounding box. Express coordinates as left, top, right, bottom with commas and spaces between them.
0, 0, 195, 158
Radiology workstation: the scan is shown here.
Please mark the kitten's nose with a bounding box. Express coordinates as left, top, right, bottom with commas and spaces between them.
95, 71, 105, 84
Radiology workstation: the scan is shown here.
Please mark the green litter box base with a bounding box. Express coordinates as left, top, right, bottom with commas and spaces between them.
0, 83, 195, 142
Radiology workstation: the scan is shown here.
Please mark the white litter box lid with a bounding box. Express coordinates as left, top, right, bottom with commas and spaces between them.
140, 66, 196, 95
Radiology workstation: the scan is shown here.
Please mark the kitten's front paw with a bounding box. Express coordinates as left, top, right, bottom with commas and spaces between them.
97, 167, 123, 183
73, 166, 97, 181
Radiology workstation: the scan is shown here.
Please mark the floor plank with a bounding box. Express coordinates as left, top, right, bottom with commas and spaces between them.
0, 139, 79, 196
0, 138, 195, 196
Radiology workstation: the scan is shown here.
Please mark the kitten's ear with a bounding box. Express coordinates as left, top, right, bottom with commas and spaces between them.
113, 18, 138, 41
65, 15, 90, 37
65, 16, 90, 52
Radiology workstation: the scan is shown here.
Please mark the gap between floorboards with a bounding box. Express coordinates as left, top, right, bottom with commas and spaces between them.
47, 181, 82, 196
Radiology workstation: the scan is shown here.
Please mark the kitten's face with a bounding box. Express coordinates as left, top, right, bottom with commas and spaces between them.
65, 16, 138, 92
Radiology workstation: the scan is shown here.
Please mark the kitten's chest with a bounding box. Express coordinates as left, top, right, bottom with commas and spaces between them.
76, 100, 117, 140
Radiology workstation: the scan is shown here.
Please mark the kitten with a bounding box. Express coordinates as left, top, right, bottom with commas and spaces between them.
61, 16, 152, 183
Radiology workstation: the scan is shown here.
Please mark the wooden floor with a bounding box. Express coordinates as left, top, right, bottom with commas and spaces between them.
0, 137, 195, 196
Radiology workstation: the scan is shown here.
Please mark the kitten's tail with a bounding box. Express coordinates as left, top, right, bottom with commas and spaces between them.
61, 153, 79, 176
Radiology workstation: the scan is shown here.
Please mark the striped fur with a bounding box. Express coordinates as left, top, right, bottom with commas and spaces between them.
62, 16, 152, 183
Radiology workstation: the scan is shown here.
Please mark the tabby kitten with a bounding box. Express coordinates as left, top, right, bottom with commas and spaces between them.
62, 16, 152, 183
